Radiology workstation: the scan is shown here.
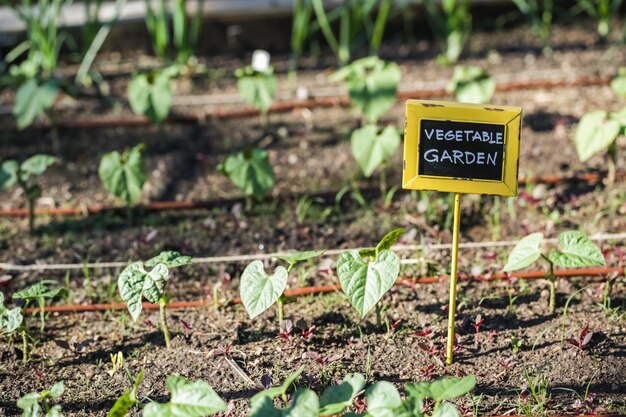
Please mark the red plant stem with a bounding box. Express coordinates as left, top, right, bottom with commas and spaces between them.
8, 75, 611, 131
0, 171, 622, 218
26, 266, 623, 314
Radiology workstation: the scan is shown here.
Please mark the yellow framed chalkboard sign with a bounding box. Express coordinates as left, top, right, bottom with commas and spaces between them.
403, 100, 522, 197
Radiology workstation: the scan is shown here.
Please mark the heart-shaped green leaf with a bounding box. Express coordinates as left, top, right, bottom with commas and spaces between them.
13, 78, 58, 130
128, 68, 175, 124
432, 402, 460, 417
319, 373, 365, 416
351, 124, 400, 178
330, 56, 401, 124
337, 249, 400, 318
283, 389, 319, 417
423, 375, 476, 401
236, 66, 277, 114
503, 233, 544, 272
240, 260, 288, 319
221, 148, 275, 199
0, 292, 23, 334
446, 66, 495, 104
549, 231, 606, 268
99, 144, 147, 206
20, 155, 56, 182
143, 375, 227, 417
118, 262, 169, 321
574, 111, 621, 162
13, 282, 64, 304
365, 381, 402, 417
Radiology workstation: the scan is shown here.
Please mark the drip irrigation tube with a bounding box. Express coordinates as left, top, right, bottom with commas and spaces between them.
6, 75, 611, 131
25, 266, 624, 314
0, 170, 622, 220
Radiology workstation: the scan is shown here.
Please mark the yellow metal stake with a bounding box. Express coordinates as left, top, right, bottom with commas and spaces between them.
446, 193, 462, 365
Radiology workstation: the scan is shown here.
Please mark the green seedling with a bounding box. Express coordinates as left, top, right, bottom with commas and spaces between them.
106, 351, 124, 377
573, 106, 626, 184
17, 381, 65, 417
510, 335, 524, 353
611, 67, 626, 98
0, 154, 56, 232
0, 292, 23, 335
330, 56, 401, 181
424, 0, 472, 65
512, 0, 554, 55
13, 280, 65, 332
337, 228, 404, 324
107, 369, 144, 417
504, 231, 606, 313
576, 0, 624, 41
117, 251, 192, 348
98, 144, 147, 209
330, 56, 401, 125
219, 147, 275, 201
128, 65, 179, 124
311, 0, 393, 66
517, 369, 552, 417
446, 66, 495, 104
144, 375, 227, 417
13, 79, 59, 130
240, 250, 326, 321
236, 50, 278, 125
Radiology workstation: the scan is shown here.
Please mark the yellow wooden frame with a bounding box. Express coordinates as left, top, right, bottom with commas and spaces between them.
402, 99, 522, 197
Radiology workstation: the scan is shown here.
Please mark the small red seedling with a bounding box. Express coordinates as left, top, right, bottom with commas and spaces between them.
277, 319, 294, 342
414, 327, 434, 337
211, 343, 233, 357
419, 364, 436, 380
387, 317, 401, 335
352, 397, 367, 414
566, 323, 593, 351
300, 325, 316, 342
179, 319, 192, 338
472, 315, 484, 334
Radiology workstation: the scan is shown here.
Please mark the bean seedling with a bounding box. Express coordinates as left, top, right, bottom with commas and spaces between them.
424, 0, 472, 65
17, 381, 65, 417
0, 154, 56, 232
239, 249, 326, 321
503, 231, 606, 313
446, 66, 495, 104
235, 50, 278, 125
99, 144, 147, 211
117, 251, 192, 348
219, 147, 275, 201
337, 228, 404, 324
128, 65, 179, 124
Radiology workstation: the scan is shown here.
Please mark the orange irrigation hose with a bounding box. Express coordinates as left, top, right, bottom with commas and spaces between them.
26, 266, 623, 314
8, 75, 612, 131
0, 170, 622, 218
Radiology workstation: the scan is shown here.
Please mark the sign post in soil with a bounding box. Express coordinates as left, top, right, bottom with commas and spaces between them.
402, 100, 522, 364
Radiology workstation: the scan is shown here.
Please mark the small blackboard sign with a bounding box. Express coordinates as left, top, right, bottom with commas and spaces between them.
418, 119, 505, 181
403, 100, 522, 197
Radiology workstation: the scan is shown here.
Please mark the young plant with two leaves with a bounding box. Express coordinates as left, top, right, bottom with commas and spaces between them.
240, 250, 326, 322
330, 56, 401, 193
219, 147, 276, 202
117, 251, 192, 348
511, 0, 554, 55
17, 381, 65, 417
337, 228, 404, 325
446, 66, 495, 104
0, 154, 56, 232
236, 50, 278, 125
504, 231, 605, 313
128, 65, 180, 124
98, 144, 147, 216
424, 0, 472, 66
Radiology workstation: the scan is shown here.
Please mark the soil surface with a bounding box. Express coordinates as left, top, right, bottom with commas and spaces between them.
1, 21, 626, 417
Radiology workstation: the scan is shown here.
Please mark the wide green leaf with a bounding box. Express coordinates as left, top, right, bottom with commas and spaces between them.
14, 78, 58, 130
283, 389, 319, 417
424, 376, 476, 401
118, 262, 169, 321
331, 56, 401, 124
365, 381, 402, 417
143, 375, 227, 417
236, 66, 277, 114
319, 373, 365, 416
351, 125, 400, 177
98, 144, 147, 206
503, 233, 544, 272
0, 292, 23, 334
20, 155, 56, 178
13, 282, 64, 303
432, 402, 460, 417
240, 261, 288, 319
549, 231, 606, 268
574, 111, 621, 162
221, 148, 274, 199
46, 381, 65, 399
275, 249, 327, 266
446, 66, 495, 104
337, 249, 400, 318
128, 68, 175, 124
0, 160, 19, 191
145, 251, 193, 268
46, 405, 64, 417
17, 392, 42, 417
249, 396, 281, 417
